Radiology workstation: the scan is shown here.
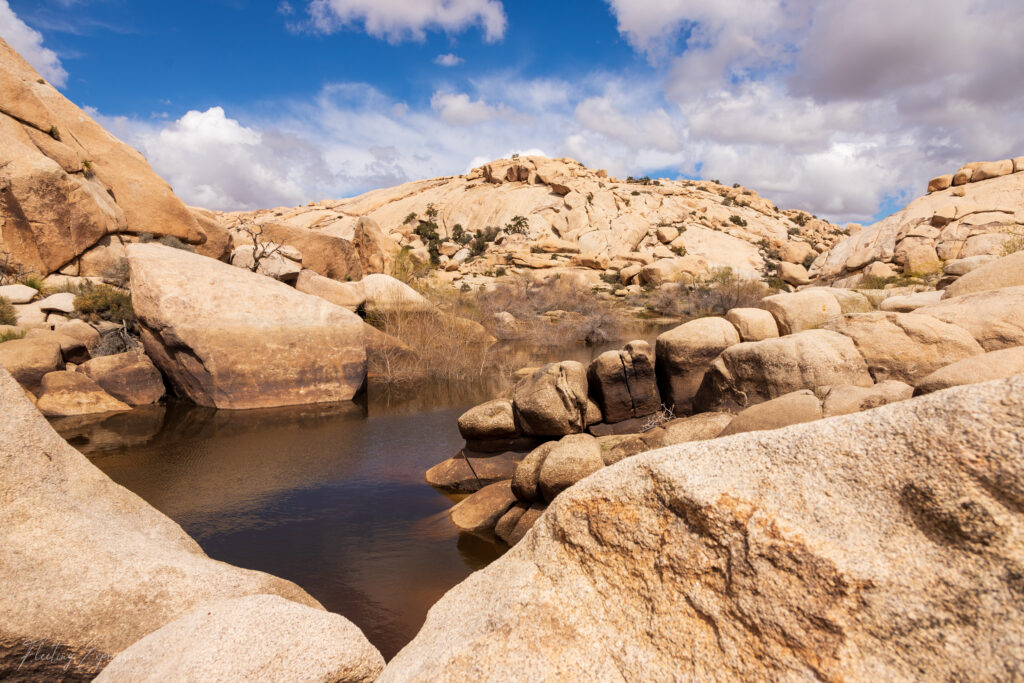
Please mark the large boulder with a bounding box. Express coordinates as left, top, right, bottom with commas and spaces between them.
457, 399, 518, 440
718, 389, 822, 436
511, 442, 557, 503
917, 285, 1024, 351
822, 312, 984, 384
94, 594, 384, 682
0, 367, 330, 680
661, 412, 734, 445
360, 273, 433, 316
762, 289, 842, 335
0, 38, 218, 275
587, 340, 660, 424
694, 330, 873, 412
380, 375, 1024, 681
725, 307, 779, 342
128, 244, 366, 409
78, 350, 165, 405
537, 434, 605, 503
254, 221, 364, 282
513, 362, 589, 436
0, 337, 62, 394
35, 370, 130, 417
655, 317, 740, 414
942, 250, 1024, 299
915, 347, 1024, 395
352, 215, 396, 276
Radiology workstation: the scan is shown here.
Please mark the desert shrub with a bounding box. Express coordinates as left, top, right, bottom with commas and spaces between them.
81, 159, 95, 178
91, 324, 142, 357
18, 274, 46, 291
802, 253, 817, 269
729, 215, 748, 227
0, 328, 26, 344
999, 230, 1024, 256
631, 190, 641, 196
451, 224, 472, 245
73, 283, 135, 326
158, 235, 195, 252
48, 125, 60, 141
505, 215, 529, 235
391, 246, 433, 284
859, 274, 898, 290
470, 226, 500, 257
646, 268, 772, 319
137, 232, 155, 243
494, 266, 507, 277
403, 212, 417, 225
672, 245, 687, 257
0, 297, 17, 326
791, 213, 809, 227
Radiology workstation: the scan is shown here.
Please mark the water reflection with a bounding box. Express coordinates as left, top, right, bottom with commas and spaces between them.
50, 332, 675, 660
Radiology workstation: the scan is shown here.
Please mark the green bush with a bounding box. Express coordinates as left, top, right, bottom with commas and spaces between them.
73, 283, 135, 325
18, 274, 46, 291
0, 297, 16, 326
504, 215, 529, 235
729, 215, 748, 227
403, 212, 417, 225
0, 328, 26, 344
470, 226, 500, 257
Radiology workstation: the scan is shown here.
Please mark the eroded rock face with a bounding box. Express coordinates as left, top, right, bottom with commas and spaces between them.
381, 375, 1024, 681
915, 347, 1024, 395
655, 317, 740, 414
917, 285, 1024, 351
93, 595, 384, 683
587, 340, 660, 424
0, 367, 325, 680
513, 362, 589, 436
942, 250, 1024, 299
718, 389, 823, 436
0, 38, 218, 275
128, 243, 366, 409
79, 350, 165, 405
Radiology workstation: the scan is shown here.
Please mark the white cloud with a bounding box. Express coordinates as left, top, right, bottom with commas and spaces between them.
303, 0, 506, 42
434, 52, 463, 67
430, 91, 520, 126
0, 0, 68, 86
603, 0, 1024, 222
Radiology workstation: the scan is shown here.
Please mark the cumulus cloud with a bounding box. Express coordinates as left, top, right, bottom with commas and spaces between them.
604, 0, 1024, 222
301, 0, 506, 42
430, 91, 521, 126
0, 0, 68, 85
434, 52, 463, 67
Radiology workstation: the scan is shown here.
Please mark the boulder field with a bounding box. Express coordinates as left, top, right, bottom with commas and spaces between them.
385, 375, 1024, 681
438, 276, 1024, 545
0, 367, 383, 680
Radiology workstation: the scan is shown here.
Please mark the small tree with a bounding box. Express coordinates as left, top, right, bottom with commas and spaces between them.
235, 223, 284, 273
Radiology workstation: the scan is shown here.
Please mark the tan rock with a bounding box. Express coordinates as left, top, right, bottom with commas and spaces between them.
762, 289, 843, 335
94, 594, 383, 683
378, 374, 1024, 681
927, 174, 953, 193
930, 204, 957, 227
352, 215, 395, 275
942, 255, 997, 277
78, 350, 165, 405
725, 307, 779, 342
0, 367, 325, 680
902, 244, 941, 275
778, 240, 815, 264
450, 480, 518, 532
656, 226, 679, 243
511, 441, 557, 502
128, 244, 366, 409
230, 245, 302, 281
618, 263, 642, 284
952, 165, 974, 185
537, 433, 604, 502
513, 362, 588, 436
294, 269, 365, 311
971, 159, 1014, 182
694, 329, 873, 412
823, 311, 983, 384
426, 451, 524, 494
864, 261, 897, 280
587, 340, 660, 424
918, 285, 1024, 350
0, 283, 37, 304
778, 261, 811, 286
877, 290, 944, 312
655, 317, 740, 413
35, 370, 131, 416
915, 346, 1024, 394
661, 412, 733, 445
360, 273, 432, 315
821, 380, 914, 417
457, 398, 518, 440
494, 503, 529, 544
0, 337, 62, 393
719, 389, 822, 435
25, 327, 94, 364
942, 250, 1024, 298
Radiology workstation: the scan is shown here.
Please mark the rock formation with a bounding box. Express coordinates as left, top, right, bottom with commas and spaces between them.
127, 243, 367, 409
386, 375, 1024, 681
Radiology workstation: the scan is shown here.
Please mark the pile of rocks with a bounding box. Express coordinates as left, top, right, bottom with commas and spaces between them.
435, 255, 1024, 544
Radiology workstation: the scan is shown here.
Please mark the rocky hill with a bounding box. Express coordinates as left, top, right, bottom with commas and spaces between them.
224, 155, 846, 290
813, 157, 1024, 287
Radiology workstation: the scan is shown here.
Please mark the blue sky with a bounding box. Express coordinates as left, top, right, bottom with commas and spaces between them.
3, 0, 1023, 223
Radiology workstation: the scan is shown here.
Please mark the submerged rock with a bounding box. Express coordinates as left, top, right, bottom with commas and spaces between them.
381, 375, 1024, 681
127, 243, 366, 409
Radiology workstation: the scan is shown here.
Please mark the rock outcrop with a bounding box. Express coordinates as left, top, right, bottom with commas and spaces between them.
0, 366, 373, 680
384, 375, 1024, 681
127, 243, 366, 409
0, 38, 224, 276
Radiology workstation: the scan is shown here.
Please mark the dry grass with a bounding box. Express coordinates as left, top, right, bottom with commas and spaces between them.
0, 296, 16, 326
646, 267, 773, 319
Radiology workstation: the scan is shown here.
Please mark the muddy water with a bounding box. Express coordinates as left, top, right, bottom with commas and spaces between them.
51, 333, 671, 660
